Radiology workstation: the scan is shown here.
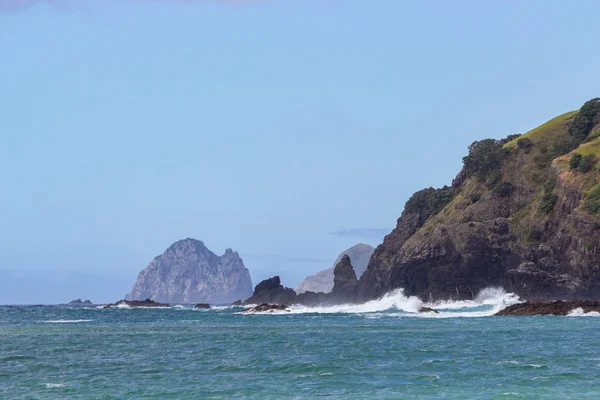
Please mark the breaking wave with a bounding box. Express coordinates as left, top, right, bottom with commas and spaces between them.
44, 320, 93, 323
285, 287, 521, 318
568, 307, 600, 317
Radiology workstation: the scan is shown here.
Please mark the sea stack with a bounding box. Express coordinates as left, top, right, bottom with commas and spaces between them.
125, 238, 253, 304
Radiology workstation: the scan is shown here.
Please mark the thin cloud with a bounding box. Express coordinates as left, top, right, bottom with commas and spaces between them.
327, 228, 390, 239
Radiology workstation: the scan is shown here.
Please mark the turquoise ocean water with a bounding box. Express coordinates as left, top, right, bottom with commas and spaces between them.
2, 289, 600, 399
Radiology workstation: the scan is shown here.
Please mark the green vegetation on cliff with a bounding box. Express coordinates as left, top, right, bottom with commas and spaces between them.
358, 97, 600, 302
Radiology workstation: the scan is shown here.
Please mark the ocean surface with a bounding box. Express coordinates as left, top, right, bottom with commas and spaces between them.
2, 288, 600, 399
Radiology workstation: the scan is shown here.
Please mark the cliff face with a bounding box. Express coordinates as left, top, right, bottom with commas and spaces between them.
358, 99, 600, 302
295, 244, 374, 294
126, 238, 253, 304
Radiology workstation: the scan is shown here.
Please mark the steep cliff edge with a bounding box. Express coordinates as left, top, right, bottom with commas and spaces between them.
358, 98, 600, 302
295, 244, 374, 294
126, 238, 253, 304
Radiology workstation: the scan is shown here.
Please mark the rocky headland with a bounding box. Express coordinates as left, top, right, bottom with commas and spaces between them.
243, 98, 600, 308
356, 98, 600, 303
125, 238, 253, 304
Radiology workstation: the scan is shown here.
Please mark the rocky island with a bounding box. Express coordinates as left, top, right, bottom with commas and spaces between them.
125, 238, 253, 304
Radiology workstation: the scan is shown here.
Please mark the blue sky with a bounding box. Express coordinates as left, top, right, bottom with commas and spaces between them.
1, 0, 600, 304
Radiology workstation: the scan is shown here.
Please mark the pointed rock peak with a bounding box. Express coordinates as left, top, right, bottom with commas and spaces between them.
333, 255, 358, 294
222, 248, 240, 258
254, 276, 282, 292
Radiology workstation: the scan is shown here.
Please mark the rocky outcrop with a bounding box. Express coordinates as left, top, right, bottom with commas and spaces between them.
194, 303, 210, 309
295, 244, 375, 294
68, 299, 92, 306
242, 276, 296, 305
245, 257, 361, 306
496, 301, 600, 316
125, 238, 253, 304
330, 255, 358, 303
242, 303, 290, 313
357, 99, 600, 302
103, 299, 170, 308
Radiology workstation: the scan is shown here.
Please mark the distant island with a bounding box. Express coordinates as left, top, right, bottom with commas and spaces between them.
125, 238, 253, 304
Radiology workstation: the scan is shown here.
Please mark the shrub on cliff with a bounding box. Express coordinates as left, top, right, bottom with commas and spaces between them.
569, 98, 600, 144
462, 139, 504, 180
538, 179, 558, 214
583, 184, 600, 214
570, 153, 583, 170
404, 186, 454, 217
517, 137, 533, 153
578, 154, 597, 173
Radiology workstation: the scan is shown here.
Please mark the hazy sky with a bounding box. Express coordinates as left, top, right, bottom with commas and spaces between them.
1, 0, 600, 304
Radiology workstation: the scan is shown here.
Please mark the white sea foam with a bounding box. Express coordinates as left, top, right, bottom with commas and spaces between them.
44, 320, 92, 323
284, 287, 521, 318
44, 383, 65, 388
568, 307, 600, 317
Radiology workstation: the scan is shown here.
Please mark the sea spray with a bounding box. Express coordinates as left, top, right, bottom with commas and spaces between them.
285, 287, 521, 317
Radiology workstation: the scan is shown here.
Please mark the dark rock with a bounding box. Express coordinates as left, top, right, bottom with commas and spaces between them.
68, 299, 93, 306
103, 299, 170, 309
418, 306, 439, 313
495, 301, 600, 316
232, 300, 243, 306
194, 303, 210, 309
330, 255, 358, 303
242, 303, 289, 313
243, 276, 296, 305
295, 244, 375, 294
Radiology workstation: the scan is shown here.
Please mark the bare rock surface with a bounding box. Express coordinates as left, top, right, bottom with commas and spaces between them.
125, 238, 253, 304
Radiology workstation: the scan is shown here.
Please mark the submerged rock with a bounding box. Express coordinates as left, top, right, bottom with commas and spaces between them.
495, 301, 600, 316
418, 306, 439, 314
103, 299, 170, 309
194, 303, 211, 309
242, 303, 289, 313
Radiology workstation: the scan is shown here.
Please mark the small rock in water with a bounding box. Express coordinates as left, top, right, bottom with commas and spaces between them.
242, 303, 289, 313
232, 300, 243, 306
495, 300, 600, 316
194, 303, 211, 309
103, 299, 170, 309
418, 307, 439, 314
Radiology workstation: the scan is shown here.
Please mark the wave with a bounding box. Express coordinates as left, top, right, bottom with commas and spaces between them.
568, 307, 600, 317
285, 287, 520, 318
43, 319, 92, 323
